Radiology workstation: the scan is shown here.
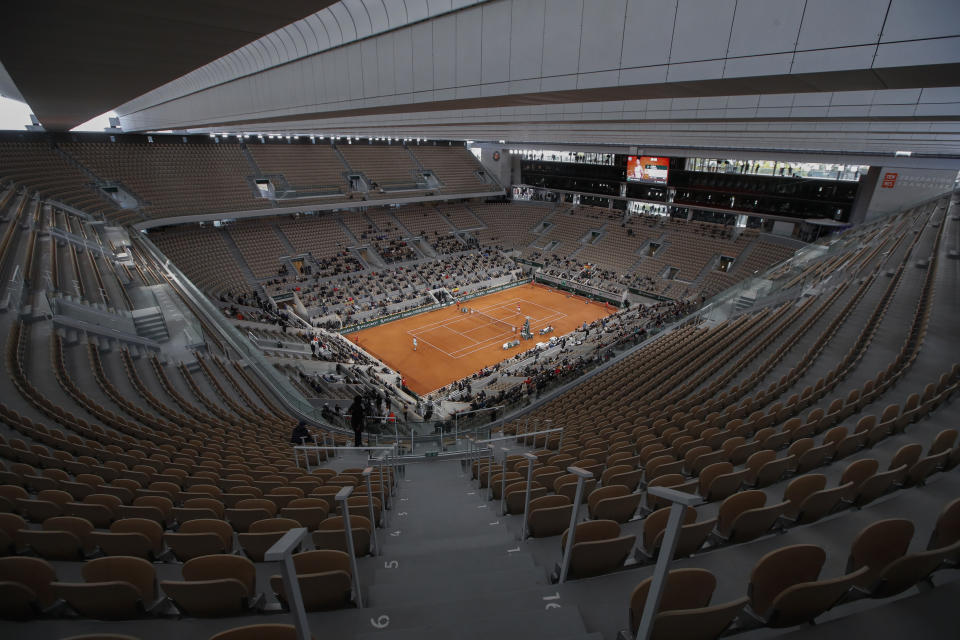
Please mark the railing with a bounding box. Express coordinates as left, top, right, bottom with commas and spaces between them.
557, 466, 594, 584
292, 444, 399, 504
264, 528, 312, 640
335, 486, 364, 608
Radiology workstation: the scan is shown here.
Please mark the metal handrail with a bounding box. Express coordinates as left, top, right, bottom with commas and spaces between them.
557, 466, 593, 584
634, 487, 703, 640
335, 485, 363, 608
264, 528, 311, 640
362, 467, 380, 555
519, 452, 537, 539
473, 427, 563, 445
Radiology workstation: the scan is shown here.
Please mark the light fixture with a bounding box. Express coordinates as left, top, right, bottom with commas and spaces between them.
894, 150, 912, 157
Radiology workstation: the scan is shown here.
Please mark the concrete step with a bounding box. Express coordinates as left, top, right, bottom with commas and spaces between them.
373, 550, 537, 584
355, 603, 588, 640
368, 565, 547, 606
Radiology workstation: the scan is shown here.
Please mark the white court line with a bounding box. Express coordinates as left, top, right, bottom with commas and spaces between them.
398, 290, 584, 359
412, 333, 455, 358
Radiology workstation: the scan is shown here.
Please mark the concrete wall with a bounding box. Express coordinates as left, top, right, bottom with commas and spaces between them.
472, 143, 512, 187
864, 166, 957, 220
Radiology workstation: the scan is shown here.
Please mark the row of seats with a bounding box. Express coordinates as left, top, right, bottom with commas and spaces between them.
0, 549, 354, 620
627, 498, 959, 638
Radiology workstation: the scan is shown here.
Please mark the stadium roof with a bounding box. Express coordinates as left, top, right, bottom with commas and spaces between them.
2, 0, 959, 159
0, 0, 331, 131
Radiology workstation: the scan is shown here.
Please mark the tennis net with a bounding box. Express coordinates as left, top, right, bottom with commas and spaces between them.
472, 308, 515, 334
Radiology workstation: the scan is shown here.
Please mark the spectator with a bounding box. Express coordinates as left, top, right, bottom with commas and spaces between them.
349, 395, 366, 447
290, 420, 310, 445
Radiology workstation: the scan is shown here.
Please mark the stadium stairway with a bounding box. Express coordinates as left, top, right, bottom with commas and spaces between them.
216, 227, 260, 289
458, 204, 487, 231
351, 456, 602, 640
270, 222, 298, 258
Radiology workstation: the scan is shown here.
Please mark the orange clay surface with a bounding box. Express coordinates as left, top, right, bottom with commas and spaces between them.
351, 283, 614, 394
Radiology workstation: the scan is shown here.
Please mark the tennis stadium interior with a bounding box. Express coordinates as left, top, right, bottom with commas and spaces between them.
0, 2, 959, 639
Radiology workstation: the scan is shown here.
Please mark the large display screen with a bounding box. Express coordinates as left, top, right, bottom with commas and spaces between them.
626, 156, 669, 184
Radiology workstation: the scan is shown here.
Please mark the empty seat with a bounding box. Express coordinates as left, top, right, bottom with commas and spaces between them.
714, 491, 787, 544
280, 498, 329, 530
313, 515, 372, 556
16, 515, 94, 560
52, 556, 163, 619
270, 549, 353, 611
586, 485, 642, 523
559, 520, 635, 579
161, 555, 261, 616
239, 518, 301, 562
0, 512, 26, 555
747, 544, 866, 627
164, 518, 235, 561
846, 518, 915, 588
928, 497, 960, 554
627, 568, 746, 639
90, 518, 164, 559
504, 481, 547, 514
209, 624, 306, 640
640, 506, 715, 560
527, 495, 573, 537
0, 556, 58, 620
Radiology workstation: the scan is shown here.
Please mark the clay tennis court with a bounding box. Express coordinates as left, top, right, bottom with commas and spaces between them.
351, 282, 614, 394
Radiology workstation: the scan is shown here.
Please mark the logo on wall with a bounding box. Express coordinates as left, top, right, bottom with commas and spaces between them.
492, 151, 501, 162
881, 172, 898, 188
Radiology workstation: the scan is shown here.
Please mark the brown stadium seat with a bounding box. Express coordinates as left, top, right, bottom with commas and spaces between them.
852, 464, 907, 507
17, 488, 71, 522
226, 498, 277, 533
928, 497, 960, 554
90, 518, 164, 559
504, 481, 547, 514
239, 518, 301, 562
697, 461, 747, 502
839, 458, 879, 492
60, 633, 141, 640
52, 556, 164, 619
527, 495, 573, 537
0, 512, 27, 555
165, 518, 235, 561
0, 556, 58, 620
858, 541, 960, 598
313, 515, 372, 556
17, 515, 95, 560
64, 493, 121, 528
627, 568, 746, 639
746, 544, 866, 627
116, 495, 173, 527
714, 490, 788, 544
586, 485, 642, 523
342, 495, 382, 526
928, 429, 958, 455
490, 472, 523, 499
270, 549, 353, 611
600, 465, 643, 492
161, 554, 262, 616
173, 497, 225, 523
532, 466, 565, 489
280, 497, 330, 530
555, 474, 597, 503
309, 486, 340, 512
904, 450, 949, 486
210, 623, 310, 640
559, 520, 635, 579
846, 519, 915, 588
640, 506, 714, 561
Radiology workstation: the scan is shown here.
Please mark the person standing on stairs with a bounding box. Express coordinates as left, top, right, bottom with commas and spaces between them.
350, 395, 366, 447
